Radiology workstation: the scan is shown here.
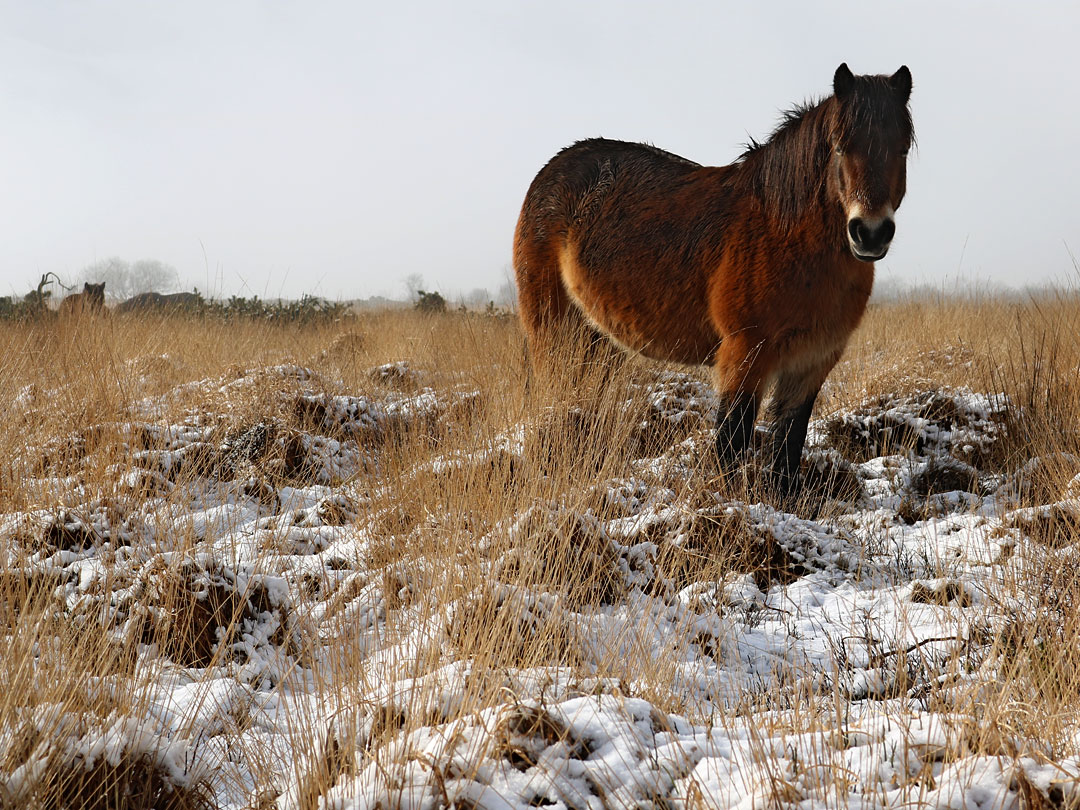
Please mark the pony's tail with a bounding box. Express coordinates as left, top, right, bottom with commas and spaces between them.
521, 330, 533, 397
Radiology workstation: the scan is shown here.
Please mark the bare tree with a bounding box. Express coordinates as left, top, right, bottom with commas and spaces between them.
462, 287, 492, 310
496, 278, 518, 309
403, 273, 424, 303
81, 257, 180, 300
130, 259, 180, 294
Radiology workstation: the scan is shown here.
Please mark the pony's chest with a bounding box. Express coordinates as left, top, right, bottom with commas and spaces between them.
776, 270, 871, 354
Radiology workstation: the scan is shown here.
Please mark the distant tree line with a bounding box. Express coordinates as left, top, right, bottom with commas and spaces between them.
0, 272, 352, 323
403, 272, 517, 314
2, 261, 519, 321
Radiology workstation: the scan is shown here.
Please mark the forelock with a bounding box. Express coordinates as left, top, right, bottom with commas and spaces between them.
835, 75, 914, 145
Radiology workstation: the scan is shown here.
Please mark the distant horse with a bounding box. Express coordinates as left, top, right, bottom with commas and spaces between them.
115, 291, 202, 314
514, 64, 913, 495
58, 282, 106, 317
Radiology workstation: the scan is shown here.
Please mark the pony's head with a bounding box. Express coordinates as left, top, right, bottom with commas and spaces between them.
83, 282, 106, 306
828, 63, 913, 262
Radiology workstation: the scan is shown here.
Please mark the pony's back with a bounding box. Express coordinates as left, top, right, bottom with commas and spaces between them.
517, 139, 706, 242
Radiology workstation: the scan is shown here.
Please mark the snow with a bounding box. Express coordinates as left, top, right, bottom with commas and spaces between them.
2, 363, 1079, 808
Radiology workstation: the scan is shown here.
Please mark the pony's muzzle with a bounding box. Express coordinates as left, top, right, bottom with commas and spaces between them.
847, 216, 895, 262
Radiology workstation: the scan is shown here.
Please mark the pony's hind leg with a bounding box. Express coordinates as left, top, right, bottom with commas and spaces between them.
715, 392, 759, 467
712, 336, 773, 469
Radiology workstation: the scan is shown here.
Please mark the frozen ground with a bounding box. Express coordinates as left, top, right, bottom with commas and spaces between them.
3, 362, 1080, 809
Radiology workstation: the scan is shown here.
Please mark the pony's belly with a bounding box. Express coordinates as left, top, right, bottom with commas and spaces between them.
558, 246, 716, 365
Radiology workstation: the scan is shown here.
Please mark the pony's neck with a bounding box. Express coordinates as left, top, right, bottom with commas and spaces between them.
740, 99, 842, 238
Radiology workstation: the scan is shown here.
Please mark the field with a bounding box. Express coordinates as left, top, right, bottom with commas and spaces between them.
2, 293, 1080, 809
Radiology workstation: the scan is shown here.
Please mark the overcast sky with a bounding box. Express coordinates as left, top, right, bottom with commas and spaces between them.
2, 1, 1078, 302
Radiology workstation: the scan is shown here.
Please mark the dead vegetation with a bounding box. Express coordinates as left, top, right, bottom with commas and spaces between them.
0, 717, 215, 810
2, 293, 1080, 807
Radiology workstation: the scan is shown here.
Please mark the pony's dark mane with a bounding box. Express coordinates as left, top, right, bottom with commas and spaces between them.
737, 77, 914, 230
735, 99, 833, 230
739, 99, 821, 160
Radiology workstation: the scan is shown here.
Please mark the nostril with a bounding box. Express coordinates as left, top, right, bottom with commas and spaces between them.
848, 218, 895, 250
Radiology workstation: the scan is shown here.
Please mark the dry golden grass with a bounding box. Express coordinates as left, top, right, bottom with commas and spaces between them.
1, 292, 1080, 808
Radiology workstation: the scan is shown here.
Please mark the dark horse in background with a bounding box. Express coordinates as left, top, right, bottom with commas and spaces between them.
115, 291, 203, 314
58, 282, 106, 317
514, 64, 914, 496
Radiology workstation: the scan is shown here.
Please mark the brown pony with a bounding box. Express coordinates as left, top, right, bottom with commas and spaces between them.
514, 64, 913, 495
58, 282, 106, 317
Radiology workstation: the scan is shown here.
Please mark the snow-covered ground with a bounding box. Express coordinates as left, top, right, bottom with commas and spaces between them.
3, 362, 1080, 809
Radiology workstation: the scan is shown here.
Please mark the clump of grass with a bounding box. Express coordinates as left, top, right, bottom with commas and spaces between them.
492, 704, 589, 769
0, 568, 212, 808
0, 714, 215, 810
135, 556, 292, 669
651, 506, 802, 593
448, 584, 581, 668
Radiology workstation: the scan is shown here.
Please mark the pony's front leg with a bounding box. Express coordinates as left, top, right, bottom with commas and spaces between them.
765, 360, 835, 496
766, 391, 819, 496
712, 336, 771, 470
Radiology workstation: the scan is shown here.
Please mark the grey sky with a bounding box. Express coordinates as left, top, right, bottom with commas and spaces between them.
2, 1, 1077, 301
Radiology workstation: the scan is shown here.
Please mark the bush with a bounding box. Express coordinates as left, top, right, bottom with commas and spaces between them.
414, 290, 447, 314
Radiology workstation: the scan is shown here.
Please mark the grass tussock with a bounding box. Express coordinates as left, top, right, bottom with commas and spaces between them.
3, 292, 1080, 807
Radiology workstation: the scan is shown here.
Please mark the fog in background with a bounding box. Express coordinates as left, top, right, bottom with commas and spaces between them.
2, 1, 1078, 303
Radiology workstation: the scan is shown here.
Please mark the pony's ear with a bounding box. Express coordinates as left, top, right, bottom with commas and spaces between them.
833, 63, 855, 99
890, 65, 912, 102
